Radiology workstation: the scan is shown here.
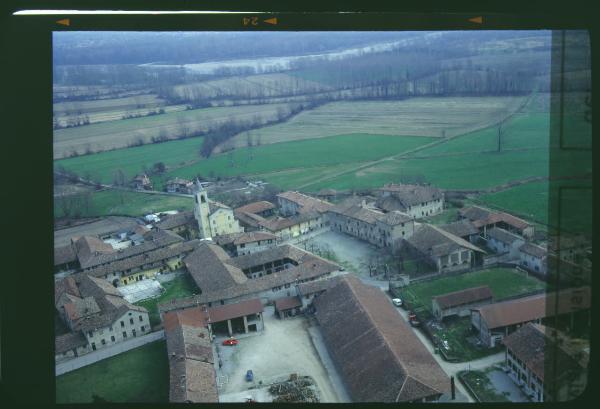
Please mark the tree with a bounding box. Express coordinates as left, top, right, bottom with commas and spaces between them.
152, 162, 166, 174
112, 169, 126, 186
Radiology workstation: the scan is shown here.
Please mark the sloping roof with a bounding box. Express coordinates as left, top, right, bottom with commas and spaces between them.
408, 224, 484, 258
502, 323, 588, 382
234, 201, 275, 215
519, 242, 547, 259
329, 200, 410, 227
233, 210, 266, 228
474, 287, 591, 330
55, 332, 88, 354
440, 220, 479, 238
433, 286, 494, 310
208, 200, 232, 215
314, 276, 450, 402
214, 231, 276, 247
296, 275, 345, 297
156, 211, 195, 230
208, 298, 263, 323
260, 211, 322, 232
184, 242, 248, 293
277, 191, 333, 214
487, 227, 524, 244
54, 244, 78, 266
459, 206, 531, 230
54, 216, 141, 248
378, 184, 443, 208
274, 296, 302, 311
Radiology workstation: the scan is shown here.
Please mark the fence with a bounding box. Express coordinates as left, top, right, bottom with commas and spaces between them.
55, 330, 165, 376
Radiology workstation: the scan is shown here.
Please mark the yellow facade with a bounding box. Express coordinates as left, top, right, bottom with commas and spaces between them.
210, 209, 242, 236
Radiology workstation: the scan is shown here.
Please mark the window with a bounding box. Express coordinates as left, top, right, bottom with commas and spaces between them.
111, 336, 115, 342
200, 195, 206, 203
139, 315, 143, 322
141, 326, 145, 332
101, 339, 106, 345
109, 326, 113, 332
132, 329, 137, 337
123, 331, 127, 338
88, 331, 93, 337
130, 318, 134, 325
91, 342, 96, 351
120, 321, 125, 327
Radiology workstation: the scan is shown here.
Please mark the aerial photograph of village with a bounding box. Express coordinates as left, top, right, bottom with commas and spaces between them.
53, 30, 591, 403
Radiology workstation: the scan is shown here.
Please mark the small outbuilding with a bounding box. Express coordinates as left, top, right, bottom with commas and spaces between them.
432, 285, 494, 320
274, 296, 302, 319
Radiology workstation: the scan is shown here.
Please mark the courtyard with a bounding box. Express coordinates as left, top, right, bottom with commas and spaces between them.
214, 306, 348, 403
458, 365, 530, 402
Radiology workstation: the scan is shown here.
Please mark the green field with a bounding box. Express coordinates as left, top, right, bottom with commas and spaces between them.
135, 274, 199, 327
56, 137, 205, 185
56, 341, 168, 403
54, 189, 193, 218
478, 181, 549, 225
400, 268, 546, 313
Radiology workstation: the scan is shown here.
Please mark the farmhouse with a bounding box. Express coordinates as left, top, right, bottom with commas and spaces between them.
458, 205, 534, 239
486, 227, 526, 259
432, 286, 494, 320
315, 188, 338, 201
155, 210, 198, 239
130, 173, 153, 190
207, 298, 265, 336
503, 323, 588, 402
193, 181, 243, 239
519, 242, 548, 274
158, 242, 341, 313
163, 308, 218, 403
234, 200, 276, 218
274, 295, 303, 319
440, 220, 480, 243
314, 275, 451, 402
406, 224, 485, 273
376, 183, 444, 219
54, 274, 150, 362
295, 275, 345, 310
214, 231, 277, 256
470, 287, 591, 347
235, 209, 326, 241
276, 191, 333, 216
165, 177, 195, 194
327, 198, 415, 250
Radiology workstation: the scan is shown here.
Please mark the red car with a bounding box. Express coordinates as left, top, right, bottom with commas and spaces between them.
222, 338, 239, 346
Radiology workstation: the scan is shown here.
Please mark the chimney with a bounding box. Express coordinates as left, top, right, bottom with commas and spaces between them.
450, 376, 456, 400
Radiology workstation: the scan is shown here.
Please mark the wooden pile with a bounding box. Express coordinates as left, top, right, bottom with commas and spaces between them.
268, 375, 319, 403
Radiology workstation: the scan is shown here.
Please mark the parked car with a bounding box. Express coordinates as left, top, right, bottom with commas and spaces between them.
246, 370, 254, 382
392, 298, 403, 307
223, 338, 239, 346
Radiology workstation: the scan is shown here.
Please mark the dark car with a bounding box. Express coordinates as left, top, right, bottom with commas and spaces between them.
246, 370, 254, 382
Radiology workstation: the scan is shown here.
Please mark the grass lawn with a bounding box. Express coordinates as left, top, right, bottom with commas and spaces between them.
422, 206, 460, 225
54, 189, 193, 219
478, 181, 549, 225
400, 268, 546, 314
55, 340, 168, 403
135, 274, 199, 327
458, 369, 511, 402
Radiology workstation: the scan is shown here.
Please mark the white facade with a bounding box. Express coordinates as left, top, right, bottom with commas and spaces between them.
84, 310, 150, 352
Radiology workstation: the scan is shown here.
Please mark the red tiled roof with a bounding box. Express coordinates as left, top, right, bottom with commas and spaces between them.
274, 296, 302, 311
207, 298, 263, 324
235, 201, 275, 215
433, 286, 494, 309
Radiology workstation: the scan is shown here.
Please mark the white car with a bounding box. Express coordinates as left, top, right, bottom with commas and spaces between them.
392, 298, 403, 307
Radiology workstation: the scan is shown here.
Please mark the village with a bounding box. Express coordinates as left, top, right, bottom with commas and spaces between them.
54, 177, 591, 403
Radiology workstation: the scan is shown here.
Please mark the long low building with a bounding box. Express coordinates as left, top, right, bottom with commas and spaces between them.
314, 275, 451, 402
432, 286, 494, 320
471, 287, 591, 347
158, 243, 341, 313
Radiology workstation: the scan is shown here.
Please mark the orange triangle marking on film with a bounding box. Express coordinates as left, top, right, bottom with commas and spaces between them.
56, 18, 70, 26
468, 16, 483, 24
264, 17, 278, 25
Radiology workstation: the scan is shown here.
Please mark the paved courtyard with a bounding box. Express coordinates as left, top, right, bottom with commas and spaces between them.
486, 368, 531, 402
214, 306, 347, 403
118, 279, 163, 303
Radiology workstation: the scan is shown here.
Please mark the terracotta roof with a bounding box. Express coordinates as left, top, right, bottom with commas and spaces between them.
54, 244, 78, 266
208, 298, 263, 323
519, 242, 547, 259
260, 211, 322, 232
233, 210, 267, 228
376, 184, 443, 211
314, 276, 450, 402
474, 287, 591, 330
433, 286, 494, 309
440, 220, 479, 238
156, 211, 195, 230
459, 206, 531, 230
213, 231, 277, 246
55, 332, 88, 354
296, 275, 345, 297
408, 224, 484, 257
487, 227, 524, 244
277, 191, 333, 214
163, 307, 208, 332
503, 323, 588, 383
329, 200, 411, 227
274, 296, 302, 311
234, 201, 275, 215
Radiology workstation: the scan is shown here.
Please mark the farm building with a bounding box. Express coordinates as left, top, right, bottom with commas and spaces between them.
234, 200, 276, 218
155, 210, 198, 240
274, 296, 302, 319
163, 308, 218, 403
470, 286, 591, 347
54, 216, 142, 248
214, 231, 277, 256
315, 188, 338, 201
54, 274, 150, 362
295, 275, 345, 310
376, 183, 444, 219
193, 181, 243, 239
314, 275, 451, 402
235, 208, 326, 241
547, 233, 590, 264
406, 224, 485, 273
432, 285, 494, 320
159, 242, 341, 313
276, 191, 333, 216
440, 220, 480, 243
165, 177, 195, 194
519, 242, 548, 274
503, 323, 588, 402
486, 227, 526, 259
207, 298, 264, 336
130, 173, 153, 190
327, 198, 415, 250
458, 205, 534, 239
